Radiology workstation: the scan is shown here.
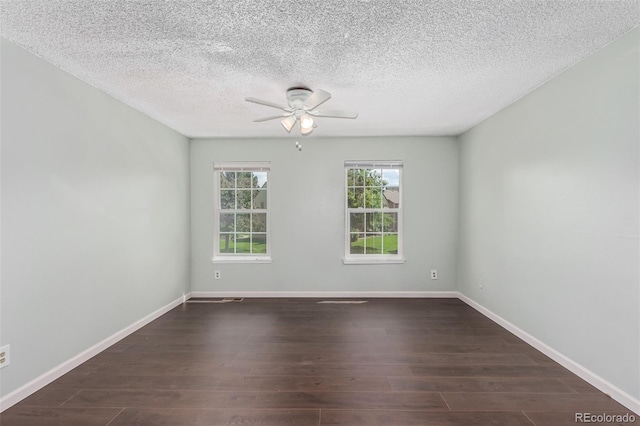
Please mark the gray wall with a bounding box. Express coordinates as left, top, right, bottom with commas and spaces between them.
0, 39, 191, 398
458, 28, 639, 399
191, 136, 458, 293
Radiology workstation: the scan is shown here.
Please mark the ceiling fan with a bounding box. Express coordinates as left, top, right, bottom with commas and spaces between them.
245, 87, 358, 136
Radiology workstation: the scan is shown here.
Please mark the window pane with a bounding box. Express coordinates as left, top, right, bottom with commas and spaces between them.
237, 190, 252, 209
350, 213, 364, 232
220, 172, 235, 188
366, 169, 382, 187
219, 213, 234, 232
220, 190, 235, 209
219, 233, 235, 253
252, 213, 266, 232
253, 172, 267, 189
354, 169, 365, 186
237, 172, 252, 188
236, 213, 250, 232
381, 169, 399, 187
348, 187, 364, 208
382, 187, 400, 208
365, 233, 382, 254
382, 233, 398, 254
366, 212, 382, 232
252, 234, 267, 253
350, 233, 364, 254
382, 212, 398, 232
365, 187, 382, 208
235, 234, 251, 253
346, 169, 355, 186
252, 189, 267, 209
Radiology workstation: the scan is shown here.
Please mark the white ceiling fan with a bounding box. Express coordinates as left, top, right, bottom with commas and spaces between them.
245, 87, 358, 136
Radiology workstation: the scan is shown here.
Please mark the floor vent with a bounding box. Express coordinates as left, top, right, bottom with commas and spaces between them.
317, 300, 368, 304
187, 298, 244, 304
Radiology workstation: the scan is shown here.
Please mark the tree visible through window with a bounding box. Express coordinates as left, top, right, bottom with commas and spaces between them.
345, 162, 402, 261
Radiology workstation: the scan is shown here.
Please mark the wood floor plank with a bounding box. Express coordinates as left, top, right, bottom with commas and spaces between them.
233, 351, 536, 365
61, 389, 257, 409
385, 327, 526, 344
89, 351, 237, 365
12, 388, 80, 408
409, 365, 573, 378
249, 326, 389, 337
559, 376, 602, 394
246, 362, 412, 377
253, 391, 449, 410
89, 361, 252, 377
0, 407, 122, 426
252, 340, 524, 355
217, 375, 391, 392
111, 342, 264, 354
117, 334, 250, 346
441, 392, 630, 412
49, 374, 222, 391
108, 408, 320, 426
320, 410, 535, 425
389, 377, 574, 393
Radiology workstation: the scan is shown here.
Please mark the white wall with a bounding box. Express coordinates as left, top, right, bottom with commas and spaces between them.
0, 39, 190, 398
191, 136, 458, 294
458, 28, 639, 402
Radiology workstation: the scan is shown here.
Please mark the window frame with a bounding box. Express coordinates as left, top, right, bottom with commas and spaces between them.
343, 161, 405, 264
212, 161, 272, 264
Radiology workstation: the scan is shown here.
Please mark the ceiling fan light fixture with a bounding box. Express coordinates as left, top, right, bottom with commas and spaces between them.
281, 116, 296, 133
300, 114, 314, 130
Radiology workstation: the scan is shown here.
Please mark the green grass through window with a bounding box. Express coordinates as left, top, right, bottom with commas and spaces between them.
350, 234, 398, 254
220, 235, 267, 254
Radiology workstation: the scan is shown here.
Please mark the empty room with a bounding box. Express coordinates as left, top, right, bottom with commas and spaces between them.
1, 1, 639, 425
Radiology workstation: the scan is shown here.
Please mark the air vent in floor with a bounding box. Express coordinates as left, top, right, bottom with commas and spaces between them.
187, 298, 244, 303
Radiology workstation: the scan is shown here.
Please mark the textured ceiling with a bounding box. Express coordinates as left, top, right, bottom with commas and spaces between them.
1, 1, 638, 138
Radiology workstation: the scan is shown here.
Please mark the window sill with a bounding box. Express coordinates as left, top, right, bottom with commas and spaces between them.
343, 257, 406, 265
212, 256, 272, 264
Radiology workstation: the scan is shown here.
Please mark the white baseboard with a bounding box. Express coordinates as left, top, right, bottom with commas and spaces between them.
457, 293, 640, 415
0, 294, 189, 412
189, 291, 459, 298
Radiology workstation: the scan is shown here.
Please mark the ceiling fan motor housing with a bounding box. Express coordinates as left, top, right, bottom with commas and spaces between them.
286, 88, 313, 110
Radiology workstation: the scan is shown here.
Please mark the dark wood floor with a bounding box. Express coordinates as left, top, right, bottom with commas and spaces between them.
1, 298, 634, 425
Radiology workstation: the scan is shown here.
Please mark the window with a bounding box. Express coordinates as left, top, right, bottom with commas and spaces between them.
213, 162, 271, 263
344, 161, 404, 264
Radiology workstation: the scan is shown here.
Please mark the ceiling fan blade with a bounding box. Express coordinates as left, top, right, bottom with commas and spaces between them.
281, 116, 297, 133
245, 97, 289, 111
254, 113, 293, 122
309, 109, 358, 119
303, 89, 331, 110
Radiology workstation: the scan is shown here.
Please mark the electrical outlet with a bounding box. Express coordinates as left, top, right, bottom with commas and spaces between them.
430, 270, 438, 280
0, 345, 10, 369
214, 270, 221, 280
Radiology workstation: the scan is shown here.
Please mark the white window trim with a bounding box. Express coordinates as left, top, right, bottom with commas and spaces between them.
343, 161, 405, 265
212, 256, 272, 264
212, 161, 272, 264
